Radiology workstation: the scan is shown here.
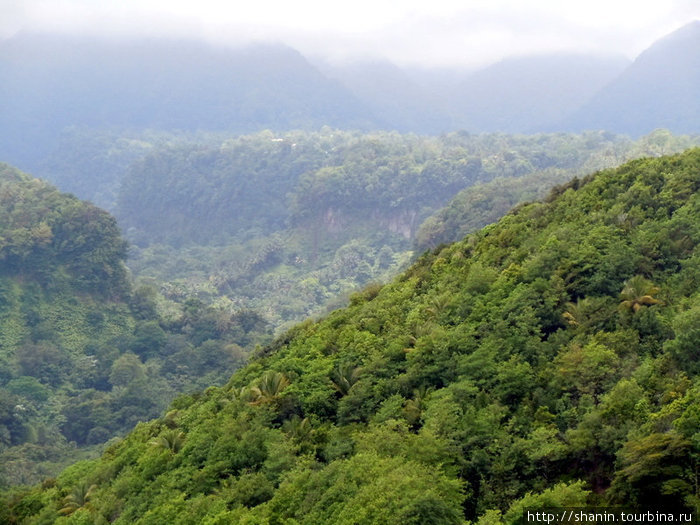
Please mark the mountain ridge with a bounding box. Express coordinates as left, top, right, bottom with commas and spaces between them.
0, 33, 380, 171
448, 53, 630, 132
558, 20, 700, 135
1, 22, 698, 178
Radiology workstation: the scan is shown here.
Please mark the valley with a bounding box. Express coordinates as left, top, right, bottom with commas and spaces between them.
0, 16, 699, 524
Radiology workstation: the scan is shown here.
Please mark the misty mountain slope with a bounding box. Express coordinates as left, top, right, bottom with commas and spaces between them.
318, 60, 456, 133
559, 21, 700, 135
446, 53, 630, 132
1, 24, 698, 181
317, 54, 630, 134
0, 33, 379, 171
4, 148, 700, 523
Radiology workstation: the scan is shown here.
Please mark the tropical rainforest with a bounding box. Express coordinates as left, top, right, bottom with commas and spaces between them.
44, 127, 699, 332
0, 164, 271, 487
2, 148, 699, 523
0, 129, 698, 492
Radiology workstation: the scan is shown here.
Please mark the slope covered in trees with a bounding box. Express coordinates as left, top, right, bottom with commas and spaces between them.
5, 149, 699, 523
414, 130, 700, 252
117, 131, 620, 246
0, 165, 270, 487
118, 129, 698, 329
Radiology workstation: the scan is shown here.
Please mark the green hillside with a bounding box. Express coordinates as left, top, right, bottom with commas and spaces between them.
114, 129, 699, 331
4, 149, 699, 523
415, 129, 700, 252
0, 165, 270, 488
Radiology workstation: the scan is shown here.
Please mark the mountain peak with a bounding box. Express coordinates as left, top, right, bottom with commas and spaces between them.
556, 22, 700, 136
664, 19, 700, 39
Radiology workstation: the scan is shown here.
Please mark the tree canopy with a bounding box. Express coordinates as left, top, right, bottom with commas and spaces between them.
4, 148, 699, 523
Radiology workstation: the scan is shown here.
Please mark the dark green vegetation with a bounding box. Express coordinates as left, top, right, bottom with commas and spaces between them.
4, 149, 699, 523
0, 165, 270, 487
414, 169, 589, 254
4, 128, 696, 493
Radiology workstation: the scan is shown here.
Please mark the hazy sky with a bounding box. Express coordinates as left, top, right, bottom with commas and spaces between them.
2, 0, 698, 67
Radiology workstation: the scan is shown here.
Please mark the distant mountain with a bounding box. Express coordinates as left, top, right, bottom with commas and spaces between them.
1, 26, 697, 176
319, 55, 631, 134
317, 60, 455, 133
559, 21, 700, 135
0, 33, 378, 171
445, 53, 630, 132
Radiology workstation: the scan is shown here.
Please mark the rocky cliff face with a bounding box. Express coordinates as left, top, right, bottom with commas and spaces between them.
320, 206, 419, 239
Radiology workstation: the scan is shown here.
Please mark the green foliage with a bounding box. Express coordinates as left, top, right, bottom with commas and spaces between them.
619, 275, 662, 313
664, 301, 700, 373
5, 149, 700, 523
502, 481, 590, 524
267, 453, 465, 524
414, 131, 699, 252
149, 430, 186, 454
0, 163, 128, 297
58, 480, 97, 516
122, 129, 700, 331
0, 166, 272, 487
249, 371, 290, 406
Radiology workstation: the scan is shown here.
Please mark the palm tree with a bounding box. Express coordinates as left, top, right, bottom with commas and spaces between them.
58, 480, 97, 515
425, 294, 450, 319
250, 371, 290, 405
229, 386, 254, 403
330, 363, 362, 396
161, 409, 180, 429
150, 429, 186, 454
563, 300, 584, 327
563, 297, 602, 328
283, 415, 313, 444
619, 276, 661, 313
403, 386, 433, 426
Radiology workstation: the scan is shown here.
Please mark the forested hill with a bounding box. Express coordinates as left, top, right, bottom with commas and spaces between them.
118, 129, 699, 331
114, 130, 571, 330
0, 165, 270, 487
5, 149, 699, 523
116, 131, 623, 246
0, 163, 128, 298
413, 130, 700, 252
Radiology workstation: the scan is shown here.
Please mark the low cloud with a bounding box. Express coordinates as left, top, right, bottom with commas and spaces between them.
3, 0, 698, 67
